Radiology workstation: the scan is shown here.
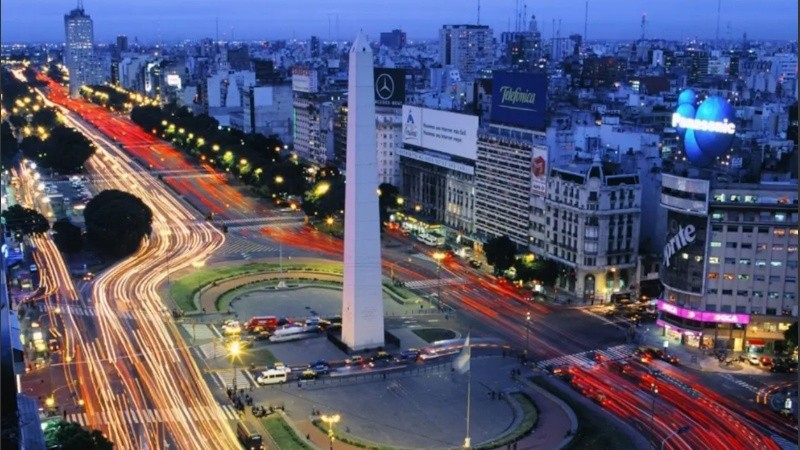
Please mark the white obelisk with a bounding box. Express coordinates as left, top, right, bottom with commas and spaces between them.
341, 32, 385, 351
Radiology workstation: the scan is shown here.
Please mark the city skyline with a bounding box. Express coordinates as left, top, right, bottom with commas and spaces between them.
1, 0, 798, 44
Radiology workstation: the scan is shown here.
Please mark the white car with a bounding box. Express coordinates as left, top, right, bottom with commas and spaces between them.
747, 354, 761, 365
272, 362, 292, 374
221, 321, 242, 336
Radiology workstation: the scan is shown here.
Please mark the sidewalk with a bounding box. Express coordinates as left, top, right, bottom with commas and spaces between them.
512, 376, 576, 450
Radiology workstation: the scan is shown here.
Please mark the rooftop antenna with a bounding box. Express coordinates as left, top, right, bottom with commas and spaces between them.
584, 1, 589, 47
215, 17, 219, 44
715, 0, 721, 45
477, 0, 481, 25
523, 3, 527, 30
640, 13, 647, 41
515, 0, 519, 32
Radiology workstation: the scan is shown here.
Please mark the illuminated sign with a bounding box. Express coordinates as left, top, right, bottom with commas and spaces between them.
662, 224, 696, 268
374, 68, 405, 107
674, 89, 737, 166
657, 300, 750, 325
490, 71, 547, 129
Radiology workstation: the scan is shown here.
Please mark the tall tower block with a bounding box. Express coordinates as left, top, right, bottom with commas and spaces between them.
341, 33, 385, 351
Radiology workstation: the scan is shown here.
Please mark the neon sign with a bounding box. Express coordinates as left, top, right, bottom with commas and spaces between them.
657, 300, 750, 325
674, 89, 737, 166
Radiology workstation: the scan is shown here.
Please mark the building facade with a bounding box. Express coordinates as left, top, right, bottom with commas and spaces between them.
64, 5, 97, 98
439, 25, 494, 81
659, 174, 798, 351
544, 156, 641, 302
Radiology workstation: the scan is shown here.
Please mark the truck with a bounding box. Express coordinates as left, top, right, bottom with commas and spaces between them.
245, 316, 279, 333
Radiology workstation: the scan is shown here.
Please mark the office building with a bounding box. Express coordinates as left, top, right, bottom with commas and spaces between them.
439, 25, 494, 80
64, 2, 97, 98
380, 29, 406, 50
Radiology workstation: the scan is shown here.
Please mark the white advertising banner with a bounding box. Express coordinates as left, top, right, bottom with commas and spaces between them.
291, 67, 318, 93
531, 145, 548, 196
402, 105, 478, 160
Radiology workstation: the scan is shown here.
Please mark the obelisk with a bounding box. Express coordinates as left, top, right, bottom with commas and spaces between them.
341, 32, 385, 351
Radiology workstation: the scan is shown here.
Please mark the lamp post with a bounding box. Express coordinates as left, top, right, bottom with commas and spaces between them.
432, 251, 446, 309
525, 311, 531, 360
661, 425, 690, 450
320, 413, 341, 450
650, 381, 659, 431
229, 340, 241, 393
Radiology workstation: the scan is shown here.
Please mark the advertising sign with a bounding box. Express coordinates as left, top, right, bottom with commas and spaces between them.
374, 68, 405, 107
401, 106, 478, 160
490, 71, 547, 129
291, 67, 318, 93
673, 88, 736, 166
657, 300, 750, 325
530, 145, 548, 196
660, 210, 708, 295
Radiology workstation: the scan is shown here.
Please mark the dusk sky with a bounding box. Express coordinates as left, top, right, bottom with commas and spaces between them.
1, 0, 797, 44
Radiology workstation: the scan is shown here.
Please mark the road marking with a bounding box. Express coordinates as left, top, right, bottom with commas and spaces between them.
578, 308, 627, 330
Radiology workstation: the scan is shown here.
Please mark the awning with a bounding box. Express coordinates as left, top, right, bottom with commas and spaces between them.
747, 339, 766, 346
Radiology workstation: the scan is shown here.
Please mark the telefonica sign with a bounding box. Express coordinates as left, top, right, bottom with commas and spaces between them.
490, 71, 547, 129
673, 89, 737, 166
662, 223, 696, 268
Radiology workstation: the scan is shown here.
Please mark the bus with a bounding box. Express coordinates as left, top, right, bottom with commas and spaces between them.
417, 233, 444, 247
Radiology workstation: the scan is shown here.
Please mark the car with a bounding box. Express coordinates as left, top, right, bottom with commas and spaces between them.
345, 355, 365, 366
253, 330, 271, 341
308, 360, 330, 374
370, 351, 391, 362
468, 259, 483, 268
29, 264, 38, 273
747, 354, 761, 365
299, 369, 317, 380
273, 362, 292, 374
48, 339, 61, 352
221, 321, 242, 336
369, 359, 391, 369
771, 364, 794, 373
82, 272, 95, 281
396, 349, 421, 362
657, 353, 680, 365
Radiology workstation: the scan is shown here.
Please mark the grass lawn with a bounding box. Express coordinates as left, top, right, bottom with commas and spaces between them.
261, 416, 314, 450
475, 392, 538, 450
412, 328, 457, 343
532, 377, 636, 450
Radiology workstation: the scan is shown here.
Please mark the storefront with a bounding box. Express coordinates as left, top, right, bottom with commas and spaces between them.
657, 300, 750, 350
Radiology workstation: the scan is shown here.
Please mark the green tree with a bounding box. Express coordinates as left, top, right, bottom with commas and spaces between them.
44, 420, 113, 450
31, 108, 59, 129
784, 322, 798, 349
20, 125, 95, 174
483, 235, 517, 276
1, 204, 49, 236
1, 121, 19, 169
52, 219, 84, 254
84, 190, 153, 259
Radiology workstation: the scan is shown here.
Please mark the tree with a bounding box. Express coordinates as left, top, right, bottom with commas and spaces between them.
1, 204, 49, 236
20, 125, 95, 174
84, 190, 153, 259
1, 121, 19, 170
44, 420, 113, 450
31, 108, 59, 129
378, 183, 400, 226
52, 219, 84, 254
483, 235, 517, 276
784, 322, 798, 349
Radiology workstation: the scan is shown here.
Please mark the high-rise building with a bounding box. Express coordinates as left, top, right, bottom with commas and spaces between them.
309, 36, 321, 58
116, 35, 128, 53
64, 2, 96, 98
439, 25, 494, 81
379, 29, 406, 50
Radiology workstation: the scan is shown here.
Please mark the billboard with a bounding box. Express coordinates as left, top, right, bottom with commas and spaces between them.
660, 210, 708, 295
374, 68, 405, 107
530, 145, 548, 196
490, 71, 547, 129
291, 67, 318, 93
401, 106, 478, 160
673, 89, 736, 166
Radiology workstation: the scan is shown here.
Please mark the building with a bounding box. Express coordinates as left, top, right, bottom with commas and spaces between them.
230, 84, 293, 142
375, 106, 402, 185
64, 2, 98, 98
293, 92, 338, 167
475, 124, 547, 248
380, 29, 406, 50
309, 36, 321, 58
659, 174, 798, 351
544, 155, 641, 302
439, 25, 494, 81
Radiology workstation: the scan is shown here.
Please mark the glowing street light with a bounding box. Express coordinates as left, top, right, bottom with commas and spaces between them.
229, 340, 242, 393
432, 251, 446, 309
315, 182, 330, 196
274, 175, 284, 184
320, 413, 341, 450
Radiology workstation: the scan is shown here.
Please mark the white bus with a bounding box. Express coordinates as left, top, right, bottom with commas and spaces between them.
417, 233, 444, 247
256, 369, 288, 385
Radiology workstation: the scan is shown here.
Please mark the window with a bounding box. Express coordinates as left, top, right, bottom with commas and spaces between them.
712, 225, 723, 232
737, 290, 748, 297
789, 246, 798, 253
705, 304, 717, 312
738, 259, 751, 265
710, 241, 722, 248
770, 261, 783, 267
727, 225, 739, 232
773, 229, 786, 237
724, 257, 736, 264
755, 260, 767, 267
707, 273, 719, 279
757, 243, 767, 251
723, 273, 735, 280
786, 277, 797, 283
755, 275, 765, 282
726, 242, 737, 249
722, 290, 733, 296
787, 261, 798, 269
709, 257, 720, 264
742, 226, 753, 233
741, 243, 752, 249
758, 227, 769, 234
775, 213, 786, 222
711, 211, 724, 221
791, 229, 799, 236
735, 306, 747, 313
768, 292, 780, 300
753, 291, 763, 298
738, 274, 750, 280
773, 245, 784, 251
707, 289, 718, 295
785, 293, 796, 301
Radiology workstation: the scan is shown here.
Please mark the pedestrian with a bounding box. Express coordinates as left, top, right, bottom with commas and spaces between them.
382, 373, 387, 380
297, 380, 302, 389
306, 434, 310, 440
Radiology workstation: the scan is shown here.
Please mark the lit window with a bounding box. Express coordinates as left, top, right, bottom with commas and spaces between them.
709, 257, 720, 264
738, 274, 749, 280
723, 273, 735, 280
773, 229, 786, 237
770, 261, 782, 267
738, 259, 751, 265
773, 245, 784, 251
707, 273, 719, 279
755, 260, 766, 267
710, 242, 722, 248
753, 291, 763, 298
791, 229, 799, 236
775, 213, 786, 222
789, 246, 798, 253
681, 253, 689, 260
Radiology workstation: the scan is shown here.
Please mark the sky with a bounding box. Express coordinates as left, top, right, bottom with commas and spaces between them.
1, 0, 797, 44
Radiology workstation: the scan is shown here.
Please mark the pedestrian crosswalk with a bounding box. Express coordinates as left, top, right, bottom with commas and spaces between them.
771, 434, 799, 450
64, 305, 169, 321
214, 369, 256, 390
194, 340, 228, 360
719, 373, 760, 393
535, 344, 636, 371
218, 236, 278, 255
181, 323, 219, 342
404, 277, 465, 290
65, 404, 239, 427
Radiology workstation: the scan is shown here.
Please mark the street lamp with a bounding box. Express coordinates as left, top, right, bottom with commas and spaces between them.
432, 251, 446, 309
320, 413, 341, 450
525, 312, 531, 360
228, 340, 241, 393
650, 381, 659, 431
661, 425, 690, 450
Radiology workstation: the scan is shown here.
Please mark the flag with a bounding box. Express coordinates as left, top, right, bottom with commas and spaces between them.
453, 334, 471, 374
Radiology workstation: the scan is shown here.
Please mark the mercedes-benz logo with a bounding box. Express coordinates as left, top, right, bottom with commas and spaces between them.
375, 73, 395, 100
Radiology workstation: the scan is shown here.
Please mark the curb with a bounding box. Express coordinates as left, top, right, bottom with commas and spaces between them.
518, 376, 577, 449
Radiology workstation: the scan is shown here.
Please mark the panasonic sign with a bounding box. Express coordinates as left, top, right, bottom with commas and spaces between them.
671, 113, 736, 134
662, 224, 696, 268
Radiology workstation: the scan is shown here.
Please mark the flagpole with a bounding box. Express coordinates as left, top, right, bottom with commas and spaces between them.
464, 364, 471, 448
